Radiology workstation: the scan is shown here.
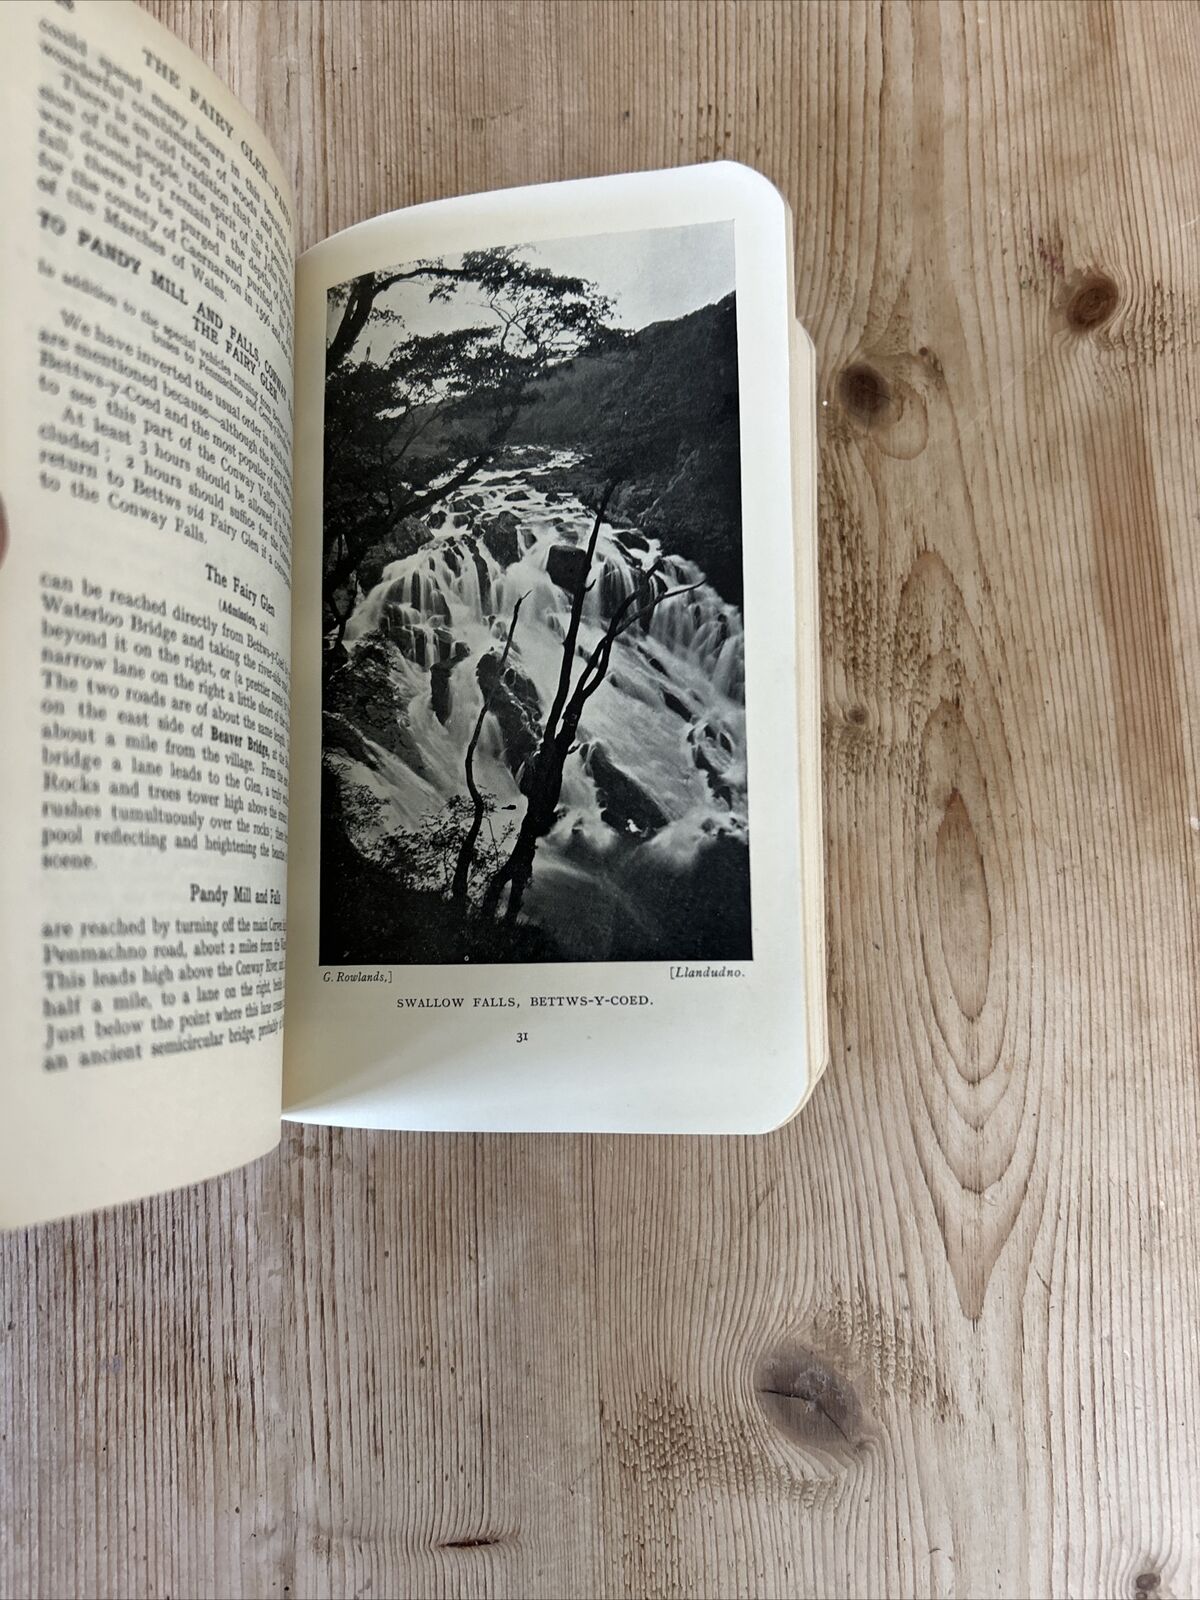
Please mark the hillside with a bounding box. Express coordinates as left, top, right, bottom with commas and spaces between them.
509, 293, 744, 604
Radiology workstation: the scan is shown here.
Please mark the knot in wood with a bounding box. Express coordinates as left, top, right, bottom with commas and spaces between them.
755, 1343, 867, 1455
1066, 272, 1119, 331
838, 362, 891, 422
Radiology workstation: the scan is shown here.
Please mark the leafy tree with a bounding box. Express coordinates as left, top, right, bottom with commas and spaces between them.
322, 249, 611, 656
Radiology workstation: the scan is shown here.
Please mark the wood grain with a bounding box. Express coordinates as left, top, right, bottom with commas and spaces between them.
4, 2, 1200, 1595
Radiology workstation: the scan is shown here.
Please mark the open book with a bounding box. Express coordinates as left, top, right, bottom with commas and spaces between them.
0, 0, 825, 1228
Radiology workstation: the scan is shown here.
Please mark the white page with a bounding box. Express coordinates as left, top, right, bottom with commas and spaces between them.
0, 0, 294, 1225
285, 163, 816, 1134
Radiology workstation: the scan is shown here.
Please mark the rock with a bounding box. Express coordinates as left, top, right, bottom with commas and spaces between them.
321, 710, 375, 767
587, 742, 668, 835
547, 543, 591, 594
661, 689, 692, 720
479, 509, 521, 568
430, 659, 454, 725
470, 546, 492, 609
323, 636, 423, 769
385, 614, 427, 665
598, 560, 634, 620
407, 570, 449, 622
323, 637, 349, 680
476, 650, 544, 781
690, 722, 736, 807
357, 514, 430, 593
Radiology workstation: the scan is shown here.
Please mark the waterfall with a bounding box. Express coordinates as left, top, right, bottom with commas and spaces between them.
333, 447, 748, 948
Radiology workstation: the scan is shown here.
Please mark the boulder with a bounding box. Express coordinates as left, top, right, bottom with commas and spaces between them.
430, 660, 454, 725
547, 543, 590, 594
470, 545, 492, 609
357, 514, 430, 593
323, 636, 424, 771
690, 722, 736, 808
476, 650, 543, 782
407, 570, 450, 622
479, 509, 521, 568
586, 742, 668, 835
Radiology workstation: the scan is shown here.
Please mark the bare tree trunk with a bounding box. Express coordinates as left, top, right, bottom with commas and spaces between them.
481, 485, 703, 928
480, 484, 615, 922
487, 780, 549, 926
451, 597, 524, 905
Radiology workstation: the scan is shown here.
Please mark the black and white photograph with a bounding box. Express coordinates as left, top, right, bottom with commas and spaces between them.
319, 221, 750, 964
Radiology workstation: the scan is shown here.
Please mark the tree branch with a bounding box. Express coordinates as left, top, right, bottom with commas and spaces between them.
542, 479, 617, 739
451, 596, 526, 905
573, 580, 704, 708
326, 264, 497, 371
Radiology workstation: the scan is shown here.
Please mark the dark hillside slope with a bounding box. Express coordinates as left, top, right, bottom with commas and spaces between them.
511, 294, 744, 604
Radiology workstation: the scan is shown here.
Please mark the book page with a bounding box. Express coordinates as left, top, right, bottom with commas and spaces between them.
0, 0, 295, 1227
791, 318, 829, 1111
286, 163, 817, 1134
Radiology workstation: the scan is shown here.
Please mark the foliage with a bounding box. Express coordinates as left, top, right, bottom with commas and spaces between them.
331, 777, 411, 878
320, 763, 555, 965
322, 248, 612, 646
334, 778, 514, 909
397, 794, 515, 907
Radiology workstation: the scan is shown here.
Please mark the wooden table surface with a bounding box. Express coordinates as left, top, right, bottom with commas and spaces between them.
4, 3, 1200, 1596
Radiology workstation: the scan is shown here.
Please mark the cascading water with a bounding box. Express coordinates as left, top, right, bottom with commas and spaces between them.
328, 447, 749, 959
